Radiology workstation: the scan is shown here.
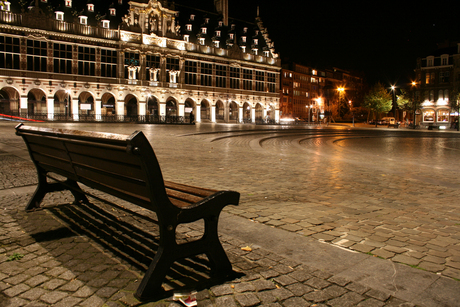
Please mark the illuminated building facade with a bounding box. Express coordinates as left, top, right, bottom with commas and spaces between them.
280, 63, 364, 123
0, 0, 280, 124
415, 43, 460, 128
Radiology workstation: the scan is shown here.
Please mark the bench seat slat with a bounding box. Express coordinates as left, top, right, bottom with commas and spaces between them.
166, 188, 205, 204
164, 181, 217, 198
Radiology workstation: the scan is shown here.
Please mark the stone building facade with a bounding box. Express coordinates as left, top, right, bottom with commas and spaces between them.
0, 0, 281, 124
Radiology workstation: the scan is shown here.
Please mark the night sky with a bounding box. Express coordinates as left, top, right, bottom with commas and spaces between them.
174, 0, 460, 87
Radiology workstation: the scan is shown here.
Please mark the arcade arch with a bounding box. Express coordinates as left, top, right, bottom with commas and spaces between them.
125, 94, 138, 119
201, 99, 210, 121
216, 100, 224, 121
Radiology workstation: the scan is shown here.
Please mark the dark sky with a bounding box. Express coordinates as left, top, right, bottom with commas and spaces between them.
174, 0, 460, 87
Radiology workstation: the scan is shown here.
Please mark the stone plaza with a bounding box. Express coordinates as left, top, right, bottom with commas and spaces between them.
1, 121, 459, 306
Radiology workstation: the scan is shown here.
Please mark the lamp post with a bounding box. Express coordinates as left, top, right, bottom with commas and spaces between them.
391, 85, 397, 120
349, 100, 354, 127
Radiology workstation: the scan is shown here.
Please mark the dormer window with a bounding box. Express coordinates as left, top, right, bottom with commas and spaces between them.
184, 35, 189, 42
215, 30, 221, 37
109, 8, 116, 16
218, 21, 223, 27
118, 0, 122, 4
312, 70, 317, 75
243, 27, 248, 33
186, 24, 192, 31
252, 48, 258, 55
441, 55, 449, 66
201, 27, 207, 34
1, 0, 11, 11
79, 16, 88, 25
427, 56, 434, 67
255, 30, 259, 35
241, 46, 246, 53
215, 41, 220, 48
190, 14, 195, 21
229, 33, 234, 40
65, 0, 72, 8
87, 4, 94, 12
241, 36, 246, 43
264, 50, 269, 57
41, 0, 47, 3
55, 11, 64, 21
199, 37, 205, 45
102, 20, 110, 28
205, 18, 210, 24
253, 39, 258, 45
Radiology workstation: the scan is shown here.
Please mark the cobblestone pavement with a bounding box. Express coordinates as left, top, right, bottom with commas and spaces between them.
0, 121, 459, 306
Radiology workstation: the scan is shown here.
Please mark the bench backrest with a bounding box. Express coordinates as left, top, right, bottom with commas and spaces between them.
15, 124, 170, 211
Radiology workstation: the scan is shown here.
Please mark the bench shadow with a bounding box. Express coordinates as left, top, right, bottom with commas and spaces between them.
38, 198, 242, 299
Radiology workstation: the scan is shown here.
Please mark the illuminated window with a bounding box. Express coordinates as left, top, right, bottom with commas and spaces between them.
437, 109, 449, 122
87, 4, 94, 12
215, 30, 221, 37
65, 0, 71, 7
199, 37, 205, 45
109, 8, 116, 16
55, 11, 64, 20
423, 110, 434, 122
79, 16, 88, 25
102, 20, 110, 28
186, 24, 192, 31
184, 35, 189, 42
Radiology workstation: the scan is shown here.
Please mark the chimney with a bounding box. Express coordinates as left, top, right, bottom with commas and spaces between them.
214, 0, 228, 26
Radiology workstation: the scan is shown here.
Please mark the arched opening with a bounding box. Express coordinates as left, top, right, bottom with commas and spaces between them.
201, 100, 210, 121
0, 89, 12, 114
185, 99, 195, 123
125, 95, 138, 121
27, 90, 46, 118
216, 100, 224, 122
266, 105, 274, 123
255, 103, 263, 122
229, 101, 238, 122
101, 93, 116, 120
243, 102, 251, 123
147, 95, 159, 122
78, 92, 95, 121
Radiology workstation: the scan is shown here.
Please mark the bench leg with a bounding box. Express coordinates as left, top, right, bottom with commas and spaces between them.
135, 247, 173, 300
64, 180, 89, 205
204, 215, 233, 277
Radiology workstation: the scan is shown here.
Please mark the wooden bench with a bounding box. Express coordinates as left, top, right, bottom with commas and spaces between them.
15, 124, 240, 300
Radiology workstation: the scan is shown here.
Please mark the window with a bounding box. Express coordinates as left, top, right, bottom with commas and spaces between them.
65, 0, 72, 7
78, 46, 96, 75
145, 54, 160, 81
200, 62, 212, 86
267, 72, 276, 93
184, 35, 189, 42
216, 65, 227, 87
55, 12, 64, 20
441, 55, 448, 66
243, 69, 252, 90
102, 20, 110, 28
53, 43, 72, 74
255, 71, 264, 91
437, 109, 449, 122
109, 8, 116, 16
230, 67, 240, 89
440, 71, 450, 83
427, 56, 434, 67
0, 36, 20, 70
186, 24, 192, 31
79, 16, 88, 25
166, 57, 179, 83
423, 110, 434, 122
215, 30, 221, 37
27, 40, 47, 72
201, 27, 207, 34
185, 60, 197, 85
199, 37, 205, 45
101, 49, 117, 78
87, 4, 94, 12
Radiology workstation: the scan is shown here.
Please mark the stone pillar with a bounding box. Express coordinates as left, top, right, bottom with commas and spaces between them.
196, 105, 201, 123
116, 100, 124, 120
238, 106, 243, 123
139, 101, 146, 116
275, 108, 280, 123
178, 102, 185, 118
95, 98, 102, 121
47, 97, 54, 120
159, 102, 166, 117
20, 96, 27, 116
211, 105, 216, 123
251, 107, 255, 123
71, 97, 79, 121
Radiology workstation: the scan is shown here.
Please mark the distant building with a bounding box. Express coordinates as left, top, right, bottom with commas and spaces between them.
415, 42, 460, 128
0, 0, 281, 124
280, 63, 364, 123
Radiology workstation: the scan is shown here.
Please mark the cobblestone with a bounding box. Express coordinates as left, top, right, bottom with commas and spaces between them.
1, 122, 459, 306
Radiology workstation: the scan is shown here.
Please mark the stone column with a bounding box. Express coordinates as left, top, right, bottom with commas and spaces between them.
211, 104, 216, 123
72, 97, 79, 121
95, 98, 102, 121
238, 105, 243, 123
20, 96, 27, 116
47, 97, 54, 120
116, 99, 124, 120
196, 105, 201, 123
251, 106, 255, 123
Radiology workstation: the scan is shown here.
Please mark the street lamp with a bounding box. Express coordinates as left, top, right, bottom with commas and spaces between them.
349, 100, 354, 127
391, 85, 397, 120
306, 104, 311, 125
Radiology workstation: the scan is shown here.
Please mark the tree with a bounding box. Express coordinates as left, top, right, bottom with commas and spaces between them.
396, 89, 422, 128
361, 83, 392, 126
